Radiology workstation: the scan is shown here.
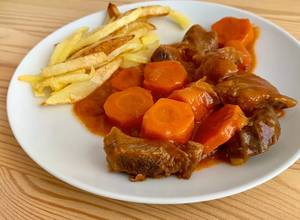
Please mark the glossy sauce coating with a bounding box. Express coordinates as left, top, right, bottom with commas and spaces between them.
73, 27, 259, 168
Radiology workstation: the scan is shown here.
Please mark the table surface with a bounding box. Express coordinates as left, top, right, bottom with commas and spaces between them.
1, 0, 300, 219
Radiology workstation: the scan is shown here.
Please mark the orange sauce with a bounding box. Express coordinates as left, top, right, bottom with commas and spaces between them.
196, 156, 222, 170
73, 80, 114, 136
247, 27, 260, 72
73, 24, 260, 171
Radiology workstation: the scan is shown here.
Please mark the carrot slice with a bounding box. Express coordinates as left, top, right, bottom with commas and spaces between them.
195, 104, 248, 154
212, 17, 254, 46
169, 86, 215, 121
104, 86, 153, 127
142, 98, 194, 143
110, 66, 143, 91
143, 61, 187, 94
225, 40, 252, 71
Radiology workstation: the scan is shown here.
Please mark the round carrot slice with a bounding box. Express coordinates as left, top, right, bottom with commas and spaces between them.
143, 61, 187, 94
111, 66, 143, 91
104, 86, 154, 127
212, 17, 254, 46
195, 104, 248, 154
142, 98, 194, 143
169, 86, 215, 121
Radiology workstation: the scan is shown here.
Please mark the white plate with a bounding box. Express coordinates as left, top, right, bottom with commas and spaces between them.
7, 1, 300, 204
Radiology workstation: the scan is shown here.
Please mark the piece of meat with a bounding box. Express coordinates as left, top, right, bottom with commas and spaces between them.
194, 47, 244, 83
216, 73, 297, 113
152, 25, 218, 63
182, 24, 218, 57
225, 106, 281, 164
151, 45, 182, 62
151, 25, 218, 82
104, 127, 203, 180
151, 45, 196, 81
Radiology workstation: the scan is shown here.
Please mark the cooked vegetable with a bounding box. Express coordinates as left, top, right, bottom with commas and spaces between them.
120, 59, 141, 68
225, 40, 251, 71
143, 60, 187, 94
104, 127, 203, 180
42, 52, 108, 77
212, 17, 254, 46
18, 74, 43, 84
49, 27, 88, 65
195, 104, 248, 154
69, 35, 134, 59
122, 35, 160, 65
36, 71, 90, 92
104, 86, 154, 127
111, 20, 156, 37
73, 5, 170, 52
19, 4, 191, 106
169, 86, 215, 121
142, 98, 195, 143
43, 58, 121, 105
168, 9, 191, 29
107, 41, 143, 60
107, 2, 121, 19
111, 66, 143, 91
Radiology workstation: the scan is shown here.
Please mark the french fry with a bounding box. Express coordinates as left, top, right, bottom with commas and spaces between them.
107, 2, 121, 19
74, 5, 169, 52
42, 52, 108, 77
122, 40, 159, 64
122, 53, 149, 64
141, 32, 159, 46
108, 41, 143, 60
123, 5, 170, 18
111, 20, 155, 37
120, 59, 140, 68
74, 9, 141, 51
140, 5, 170, 17
168, 9, 191, 29
36, 72, 90, 92
49, 27, 88, 65
18, 74, 43, 84
69, 35, 134, 59
43, 58, 121, 105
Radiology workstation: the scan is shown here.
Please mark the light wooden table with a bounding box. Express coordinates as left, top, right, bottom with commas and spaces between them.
1, 0, 300, 219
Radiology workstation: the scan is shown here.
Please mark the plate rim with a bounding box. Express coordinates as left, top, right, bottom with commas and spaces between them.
6, 0, 300, 204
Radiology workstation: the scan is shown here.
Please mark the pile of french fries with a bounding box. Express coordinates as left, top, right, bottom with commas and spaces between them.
19, 3, 190, 105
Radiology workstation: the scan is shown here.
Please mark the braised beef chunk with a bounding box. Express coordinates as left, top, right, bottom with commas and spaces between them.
182, 24, 218, 57
151, 45, 182, 62
104, 127, 203, 180
216, 73, 297, 113
241, 106, 281, 155
225, 106, 281, 164
195, 47, 244, 83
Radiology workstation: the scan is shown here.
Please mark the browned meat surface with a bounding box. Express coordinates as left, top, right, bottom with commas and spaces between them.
151, 25, 218, 63
151, 44, 196, 80
151, 25, 218, 81
182, 24, 218, 57
151, 45, 182, 62
216, 73, 297, 113
104, 127, 203, 180
195, 47, 244, 83
225, 106, 281, 164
